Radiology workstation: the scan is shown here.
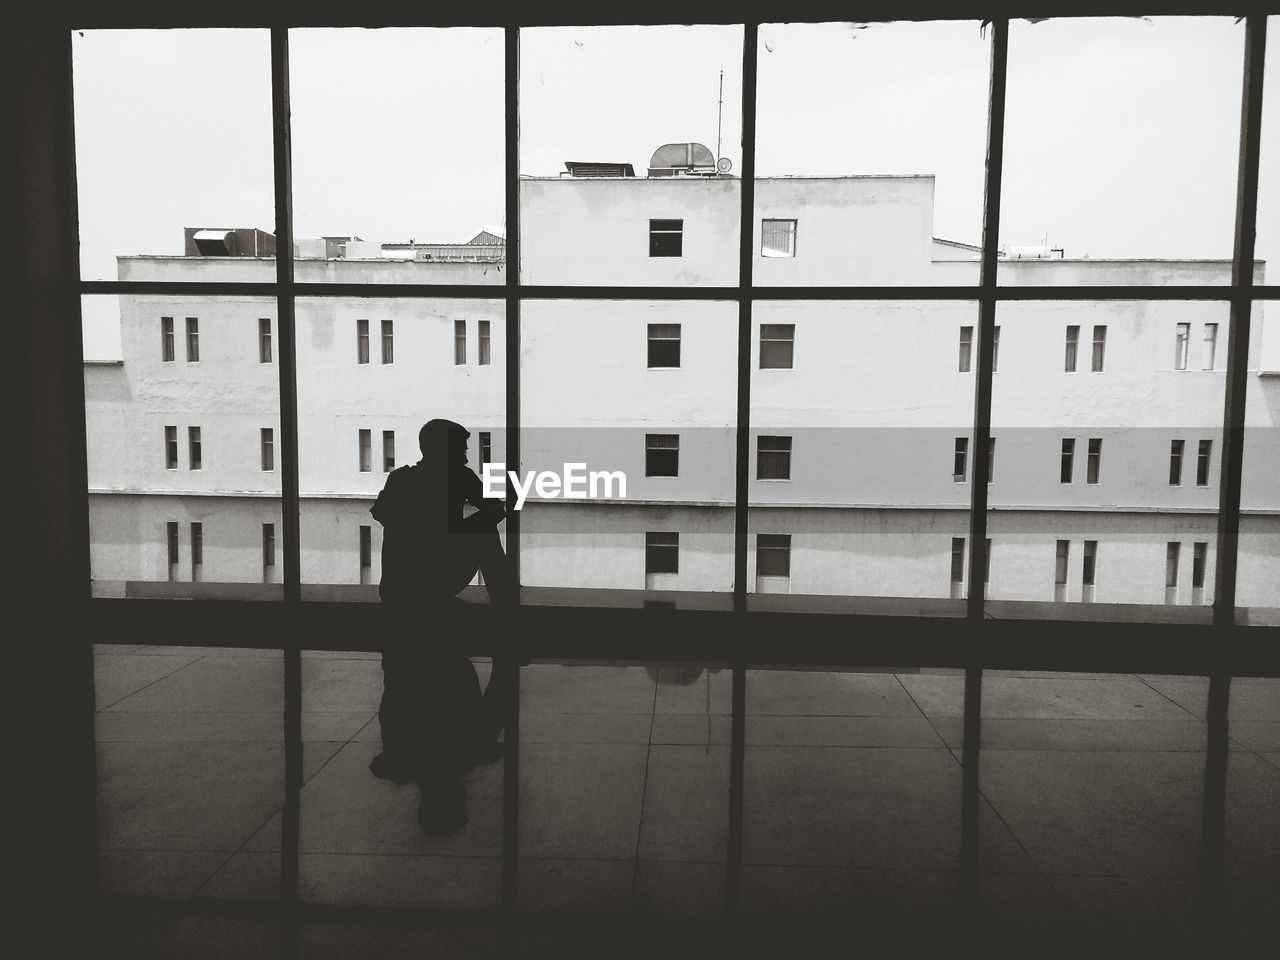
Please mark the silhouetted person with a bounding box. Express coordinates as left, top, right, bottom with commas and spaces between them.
369, 418, 516, 835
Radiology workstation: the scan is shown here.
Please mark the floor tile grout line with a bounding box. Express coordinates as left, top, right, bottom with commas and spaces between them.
96, 652, 210, 711
187, 711, 381, 897
629, 679, 660, 906
1134, 674, 1213, 723
892, 673, 1058, 894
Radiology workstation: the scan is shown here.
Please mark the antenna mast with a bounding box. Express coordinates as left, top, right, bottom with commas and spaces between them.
716, 69, 724, 164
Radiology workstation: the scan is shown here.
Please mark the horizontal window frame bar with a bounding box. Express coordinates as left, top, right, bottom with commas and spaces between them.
82, 598, 1280, 676
78, 280, 1280, 302
63, 2, 1277, 30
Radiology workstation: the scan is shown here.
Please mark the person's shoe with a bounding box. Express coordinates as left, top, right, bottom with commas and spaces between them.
417, 780, 467, 836
369, 751, 415, 785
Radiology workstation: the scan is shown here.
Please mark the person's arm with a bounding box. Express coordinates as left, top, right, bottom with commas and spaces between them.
370, 468, 404, 526
458, 467, 505, 531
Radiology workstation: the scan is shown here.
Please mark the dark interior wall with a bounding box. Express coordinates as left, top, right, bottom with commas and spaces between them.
12, 14, 96, 955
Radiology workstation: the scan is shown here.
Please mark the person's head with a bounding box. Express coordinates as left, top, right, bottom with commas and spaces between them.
419, 418, 470, 467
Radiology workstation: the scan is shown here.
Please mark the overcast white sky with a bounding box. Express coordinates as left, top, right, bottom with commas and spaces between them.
74, 19, 1276, 358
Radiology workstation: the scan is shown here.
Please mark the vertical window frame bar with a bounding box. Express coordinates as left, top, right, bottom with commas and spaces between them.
962, 13, 1008, 917
727, 20, 760, 953
269, 24, 302, 951
500, 22, 522, 949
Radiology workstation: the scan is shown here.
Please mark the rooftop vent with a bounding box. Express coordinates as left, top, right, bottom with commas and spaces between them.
563, 161, 636, 178
648, 142, 717, 177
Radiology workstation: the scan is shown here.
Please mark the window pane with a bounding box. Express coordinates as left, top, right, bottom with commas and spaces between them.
296, 297, 505, 601
1238, 300, 1280, 624
748, 301, 977, 614
520, 26, 742, 286
94, 644, 283, 899
289, 29, 505, 286
756, 21, 989, 286
519, 661, 728, 934
1251, 15, 1280, 306
84, 295, 282, 599
521, 300, 735, 609
73, 30, 275, 285
297, 649, 502, 911
744, 667, 964, 952
986, 301, 1229, 621
999, 18, 1242, 285
1224, 677, 1280, 953
979, 671, 1208, 952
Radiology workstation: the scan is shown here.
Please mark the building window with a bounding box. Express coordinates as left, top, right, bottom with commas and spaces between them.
1175, 322, 1190, 370
479, 431, 492, 466
958, 325, 973, 373
1064, 324, 1079, 372
645, 531, 680, 575
761, 218, 797, 258
259, 318, 272, 363
383, 430, 396, 472
165, 425, 178, 470
478, 320, 491, 366
358, 429, 371, 473
1055, 540, 1070, 602
454, 320, 467, 365
359, 525, 372, 586
950, 537, 966, 600
161, 316, 175, 362
953, 437, 968, 482
757, 435, 792, 480
1165, 542, 1181, 604
1192, 541, 1208, 605
167, 521, 180, 582
261, 428, 274, 471
992, 325, 1001, 373
756, 533, 792, 591
1060, 438, 1075, 484
1082, 540, 1097, 602
381, 319, 394, 364
759, 324, 795, 369
263, 523, 276, 584
1086, 438, 1101, 485
1202, 323, 1218, 371
1197, 439, 1212, 486
191, 522, 203, 583
1091, 325, 1107, 372
649, 219, 683, 257
648, 323, 681, 368
356, 318, 370, 364
1169, 439, 1185, 485
185, 317, 200, 362
645, 434, 679, 477
188, 426, 202, 470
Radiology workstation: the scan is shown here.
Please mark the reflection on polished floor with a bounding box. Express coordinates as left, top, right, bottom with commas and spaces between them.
94, 647, 1279, 957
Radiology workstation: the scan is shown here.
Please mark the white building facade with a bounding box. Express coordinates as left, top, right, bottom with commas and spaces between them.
83, 172, 1280, 617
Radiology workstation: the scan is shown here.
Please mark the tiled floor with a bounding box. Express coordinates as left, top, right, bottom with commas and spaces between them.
93, 647, 1280, 955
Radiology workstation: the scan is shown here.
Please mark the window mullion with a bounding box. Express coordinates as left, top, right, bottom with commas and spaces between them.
269, 23, 303, 943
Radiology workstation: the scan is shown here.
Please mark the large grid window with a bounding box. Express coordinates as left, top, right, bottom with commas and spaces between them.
54, 12, 1275, 954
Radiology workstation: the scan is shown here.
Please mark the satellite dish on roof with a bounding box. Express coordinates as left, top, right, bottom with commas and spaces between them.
717, 157, 732, 174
